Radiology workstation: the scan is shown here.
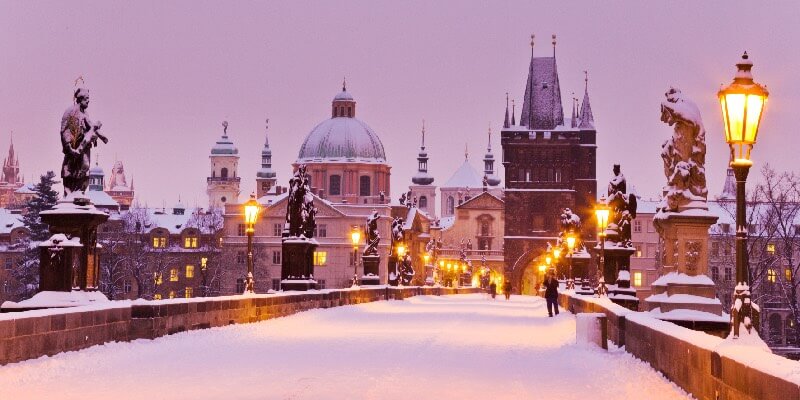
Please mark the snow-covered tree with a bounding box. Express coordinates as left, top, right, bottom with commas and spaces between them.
10, 171, 59, 300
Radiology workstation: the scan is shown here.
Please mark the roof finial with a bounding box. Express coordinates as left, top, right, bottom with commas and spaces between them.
421, 118, 426, 149
530, 34, 535, 56
503, 92, 510, 129
487, 125, 492, 152
342, 77, 347, 92
222, 120, 228, 136
264, 117, 270, 147
552, 34, 557, 57
464, 143, 469, 161
584, 70, 589, 93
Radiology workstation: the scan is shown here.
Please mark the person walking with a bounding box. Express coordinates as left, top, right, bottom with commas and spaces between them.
543, 271, 560, 317
489, 281, 497, 299
503, 280, 512, 300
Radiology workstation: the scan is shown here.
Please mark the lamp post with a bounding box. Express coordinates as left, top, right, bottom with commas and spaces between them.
718, 51, 768, 338
243, 194, 261, 294
566, 234, 576, 290
200, 256, 209, 297
438, 259, 444, 286
595, 199, 610, 296
350, 227, 361, 286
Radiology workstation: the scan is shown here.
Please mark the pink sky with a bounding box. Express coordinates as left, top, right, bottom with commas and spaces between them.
0, 1, 797, 208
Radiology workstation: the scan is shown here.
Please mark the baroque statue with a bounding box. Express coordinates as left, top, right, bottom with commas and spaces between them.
285, 164, 317, 239
60, 87, 109, 196
606, 164, 638, 246
364, 210, 380, 256
659, 87, 708, 212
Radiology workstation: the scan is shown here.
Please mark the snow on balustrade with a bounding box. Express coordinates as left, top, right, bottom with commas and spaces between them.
0, 294, 691, 400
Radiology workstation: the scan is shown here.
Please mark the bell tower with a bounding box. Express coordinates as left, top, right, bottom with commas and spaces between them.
409, 120, 437, 218
256, 118, 277, 198
207, 121, 241, 209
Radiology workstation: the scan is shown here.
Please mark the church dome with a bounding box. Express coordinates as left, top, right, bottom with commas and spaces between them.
297, 85, 386, 163
89, 163, 104, 176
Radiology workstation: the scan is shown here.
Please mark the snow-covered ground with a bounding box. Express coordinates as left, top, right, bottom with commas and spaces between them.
0, 294, 691, 399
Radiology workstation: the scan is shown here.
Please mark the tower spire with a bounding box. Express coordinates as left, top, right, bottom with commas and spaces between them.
570, 92, 577, 128
342, 76, 347, 92
483, 125, 500, 187
511, 99, 516, 126
421, 119, 426, 149
578, 70, 595, 129
412, 119, 434, 186
503, 93, 510, 129
552, 34, 556, 58
464, 143, 469, 161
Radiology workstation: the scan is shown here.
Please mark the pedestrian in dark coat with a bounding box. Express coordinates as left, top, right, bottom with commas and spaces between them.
543, 272, 560, 317
489, 282, 497, 299
503, 280, 512, 300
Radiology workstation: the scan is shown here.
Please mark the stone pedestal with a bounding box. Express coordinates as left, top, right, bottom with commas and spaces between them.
387, 255, 400, 286
604, 246, 639, 311
644, 210, 729, 333
281, 238, 318, 291
2, 195, 110, 312
361, 255, 381, 285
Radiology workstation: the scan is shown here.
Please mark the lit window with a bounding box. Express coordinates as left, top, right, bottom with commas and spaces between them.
634, 244, 642, 258
184, 236, 198, 248
313, 251, 327, 266
186, 265, 195, 278
153, 294, 162, 300
633, 272, 642, 287
786, 269, 793, 282
168, 290, 176, 299
767, 269, 777, 283
185, 287, 193, 298
170, 268, 179, 282
152, 236, 166, 248
154, 272, 163, 285
767, 243, 776, 255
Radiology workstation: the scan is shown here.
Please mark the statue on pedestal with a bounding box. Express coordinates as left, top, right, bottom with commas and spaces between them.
364, 211, 380, 256
285, 165, 316, 239
606, 164, 638, 246
659, 87, 708, 212
281, 165, 318, 290
60, 87, 109, 197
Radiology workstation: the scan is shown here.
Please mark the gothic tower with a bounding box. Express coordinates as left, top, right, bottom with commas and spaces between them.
207, 121, 241, 209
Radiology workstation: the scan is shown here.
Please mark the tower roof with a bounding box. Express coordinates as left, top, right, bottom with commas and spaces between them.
257, 118, 276, 179
210, 121, 239, 156
520, 35, 564, 130
443, 159, 483, 189
412, 120, 434, 185
578, 71, 595, 130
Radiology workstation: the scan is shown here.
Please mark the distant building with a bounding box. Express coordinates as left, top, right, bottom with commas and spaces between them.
501, 39, 598, 291
295, 82, 391, 204
106, 160, 134, 210
0, 209, 28, 303
0, 137, 25, 209
408, 121, 437, 219
207, 122, 241, 209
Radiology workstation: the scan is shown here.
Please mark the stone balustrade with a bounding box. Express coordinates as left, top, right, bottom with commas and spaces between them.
0, 286, 480, 365
559, 292, 800, 400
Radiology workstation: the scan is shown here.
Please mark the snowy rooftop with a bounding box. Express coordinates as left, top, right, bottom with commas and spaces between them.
442, 160, 483, 189
0, 209, 23, 234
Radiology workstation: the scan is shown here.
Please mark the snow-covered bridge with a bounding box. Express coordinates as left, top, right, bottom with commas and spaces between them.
0, 294, 690, 400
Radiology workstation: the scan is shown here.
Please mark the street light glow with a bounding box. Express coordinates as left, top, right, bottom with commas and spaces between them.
350, 228, 361, 247
243, 195, 261, 230
718, 52, 768, 165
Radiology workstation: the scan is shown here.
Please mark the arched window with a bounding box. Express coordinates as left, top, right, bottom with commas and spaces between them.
220, 167, 228, 179
329, 175, 341, 196
359, 176, 371, 197
419, 196, 427, 209
446, 196, 455, 215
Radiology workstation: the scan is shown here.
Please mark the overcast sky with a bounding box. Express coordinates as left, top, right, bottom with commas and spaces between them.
1, 1, 797, 208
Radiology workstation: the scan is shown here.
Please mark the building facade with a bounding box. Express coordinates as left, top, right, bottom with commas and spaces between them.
501, 39, 598, 291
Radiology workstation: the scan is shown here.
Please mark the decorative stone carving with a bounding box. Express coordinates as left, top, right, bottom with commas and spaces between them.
60, 86, 108, 197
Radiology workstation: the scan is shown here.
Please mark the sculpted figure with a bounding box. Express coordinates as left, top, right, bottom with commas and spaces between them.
60, 87, 108, 196
605, 164, 637, 245
285, 165, 316, 238
659, 87, 708, 211
364, 211, 380, 256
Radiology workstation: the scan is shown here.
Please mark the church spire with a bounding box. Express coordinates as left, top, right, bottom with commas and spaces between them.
256, 117, 277, 198
2, 132, 20, 185
578, 70, 595, 129
570, 92, 578, 128
511, 99, 516, 126
483, 126, 501, 187
503, 93, 510, 129
412, 119, 434, 185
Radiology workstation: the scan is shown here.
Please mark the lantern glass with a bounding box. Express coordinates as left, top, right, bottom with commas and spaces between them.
553, 248, 561, 259
566, 235, 576, 250
718, 52, 768, 163
396, 244, 406, 257
538, 264, 546, 272
595, 206, 610, 232
243, 198, 260, 226
350, 229, 361, 246
545, 256, 552, 266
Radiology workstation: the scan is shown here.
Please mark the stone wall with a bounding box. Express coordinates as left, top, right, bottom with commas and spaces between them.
559, 292, 800, 400
0, 286, 480, 365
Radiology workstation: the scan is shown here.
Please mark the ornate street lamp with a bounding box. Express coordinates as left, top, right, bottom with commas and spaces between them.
243, 194, 261, 294
718, 51, 768, 338
396, 244, 406, 286
350, 226, 361, 286
565, 234, 576, 290
595, 198, 610, 296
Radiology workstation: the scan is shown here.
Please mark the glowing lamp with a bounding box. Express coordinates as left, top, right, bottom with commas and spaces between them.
553, 248, 561, 259
595, 201, 610, 234
424, 254, 431, 264
396, 244, 406, 257
545, 256, 552, 266
350, 228, 361, 247
566, 234, 576, 251
243, 194, 261, 230
538, 264, 546, 273
718, 52, 768, 165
